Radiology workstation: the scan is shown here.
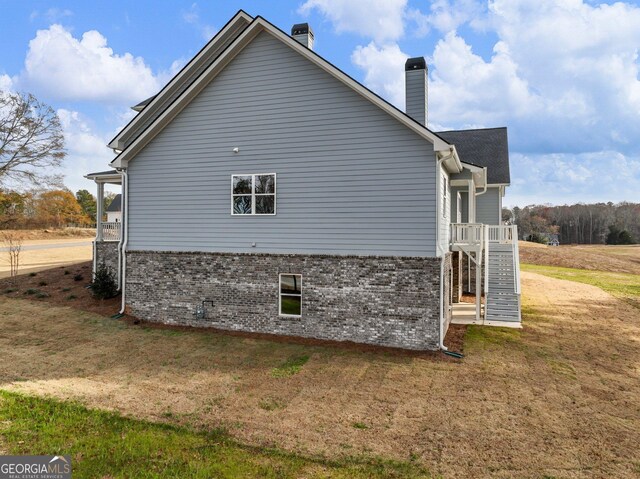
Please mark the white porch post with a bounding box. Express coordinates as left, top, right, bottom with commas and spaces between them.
96, 182, 104, 241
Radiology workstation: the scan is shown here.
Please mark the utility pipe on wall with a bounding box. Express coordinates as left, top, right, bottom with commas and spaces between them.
119, 168, 129, 315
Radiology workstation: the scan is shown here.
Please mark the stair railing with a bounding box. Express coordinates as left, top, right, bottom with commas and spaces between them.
513, 226, 521, 294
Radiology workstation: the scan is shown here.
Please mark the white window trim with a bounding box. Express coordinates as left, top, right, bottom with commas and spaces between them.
279, 273, 302, 317
231, 173, 277, 216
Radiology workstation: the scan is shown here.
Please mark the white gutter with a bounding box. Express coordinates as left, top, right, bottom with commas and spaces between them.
475, 167, 488, 196
118, 168, 129, 315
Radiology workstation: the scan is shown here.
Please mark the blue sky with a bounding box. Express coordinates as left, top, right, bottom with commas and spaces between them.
1, 0, 639, 206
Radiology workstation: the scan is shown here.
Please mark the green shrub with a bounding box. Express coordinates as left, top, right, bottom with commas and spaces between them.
28, 272, 37, 277
24, 288, 40, 295
35, 292, 50, 299
38, 281, 47, 286
90, 263, 118, 300
73, 273, 84, 282
606, 225, 635, 245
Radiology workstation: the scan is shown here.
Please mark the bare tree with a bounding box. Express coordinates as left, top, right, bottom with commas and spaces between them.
2, 232, 23, 281
0, 91, 65, 188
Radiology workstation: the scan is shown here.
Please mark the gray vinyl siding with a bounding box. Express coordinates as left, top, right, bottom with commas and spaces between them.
127, 31, 438, 256
120, 18, 249, 150
450, 187, 468, 223
476, 187, 501, 225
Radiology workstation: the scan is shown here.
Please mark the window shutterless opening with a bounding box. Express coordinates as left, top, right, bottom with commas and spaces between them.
279, 273, 302, 317
231, 173, 276, 215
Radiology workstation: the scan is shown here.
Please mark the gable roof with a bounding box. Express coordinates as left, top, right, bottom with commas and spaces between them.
110, 13, 459, 170
437, 127, 510, 184
106, 194, 122, 212
109, 10, 253, 151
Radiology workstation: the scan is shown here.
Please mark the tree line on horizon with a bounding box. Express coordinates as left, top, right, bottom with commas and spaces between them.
0, 188, 117, 230
503, 202, 639, 245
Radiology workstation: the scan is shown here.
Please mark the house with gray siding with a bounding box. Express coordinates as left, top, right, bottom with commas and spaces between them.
86, 11, 521, 351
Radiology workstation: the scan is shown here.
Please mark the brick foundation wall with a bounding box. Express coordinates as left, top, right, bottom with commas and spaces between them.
124, 251, 443, 350
95, 241, 119, 278
451, 252, 461, 303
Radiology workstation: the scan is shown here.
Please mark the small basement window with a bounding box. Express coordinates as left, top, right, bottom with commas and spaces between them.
279, 273, 302, 317
231, 173, 276, 215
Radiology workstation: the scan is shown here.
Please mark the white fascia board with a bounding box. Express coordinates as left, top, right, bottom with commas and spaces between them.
112, 16, 453, 166
108, 10, 253, 150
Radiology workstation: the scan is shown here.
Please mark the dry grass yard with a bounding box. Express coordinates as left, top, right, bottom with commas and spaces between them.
519, 241, 640, 274
0, 244, 639, 477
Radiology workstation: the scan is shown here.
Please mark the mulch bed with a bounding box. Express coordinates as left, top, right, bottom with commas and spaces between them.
1, 261, 466, 360
0, 261, 121, 317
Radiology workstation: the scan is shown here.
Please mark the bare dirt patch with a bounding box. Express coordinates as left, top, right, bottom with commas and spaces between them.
1, 271, 638, 478
519, 241, 640, 274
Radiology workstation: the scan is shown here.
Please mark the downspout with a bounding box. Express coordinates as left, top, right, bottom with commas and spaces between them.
475, 167, 488, 196
439, 256, 448, 351
436, 147, 454, 351
116, 179, 124, 289
118, 168, 129, 315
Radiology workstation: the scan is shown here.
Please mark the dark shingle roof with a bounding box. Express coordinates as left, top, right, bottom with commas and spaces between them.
437, 127, 510, 184
106, 194, 122, 212
86, 169, 119, 177
131, 95, 156, 112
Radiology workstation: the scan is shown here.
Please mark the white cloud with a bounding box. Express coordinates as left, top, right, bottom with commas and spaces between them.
300, 0, 409, 43
182, 3, 217, 41
478, 0, 640, 155
57, 109, 117, 193
428, 32, 537, 127
30, 8, 73, 23
351, 42, 407, 107
18, 25, 160, 104
408, 0, 485, 36
507, 151, 640, 206
0, 74, 13, 92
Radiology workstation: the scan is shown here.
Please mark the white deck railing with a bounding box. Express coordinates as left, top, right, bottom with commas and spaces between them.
101, 222, 121, 241
450, 223, 484, 246
451, 223, 520, 296
486, 225, 515, 243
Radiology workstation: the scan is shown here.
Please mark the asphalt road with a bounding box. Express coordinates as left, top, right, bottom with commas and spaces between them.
0, 241, 93, 252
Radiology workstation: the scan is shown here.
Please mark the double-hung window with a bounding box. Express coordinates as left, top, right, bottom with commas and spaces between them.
279, 274, 302, 317
231, 173, 276, 215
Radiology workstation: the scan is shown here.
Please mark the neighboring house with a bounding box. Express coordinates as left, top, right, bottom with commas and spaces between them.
106, 194, 122, 223
86, 11, 521, 351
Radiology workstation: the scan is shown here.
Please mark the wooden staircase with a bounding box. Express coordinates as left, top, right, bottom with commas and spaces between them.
450, 224, 522, 327
485, 241, 521, 323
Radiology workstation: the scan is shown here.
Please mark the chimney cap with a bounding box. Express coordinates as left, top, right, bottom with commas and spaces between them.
405, 57, 427, 71
292, 23, 314, 37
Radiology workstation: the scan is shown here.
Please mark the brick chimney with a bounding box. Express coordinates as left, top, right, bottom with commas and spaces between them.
291, 23, 314, 50
405, 57, 428, 126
